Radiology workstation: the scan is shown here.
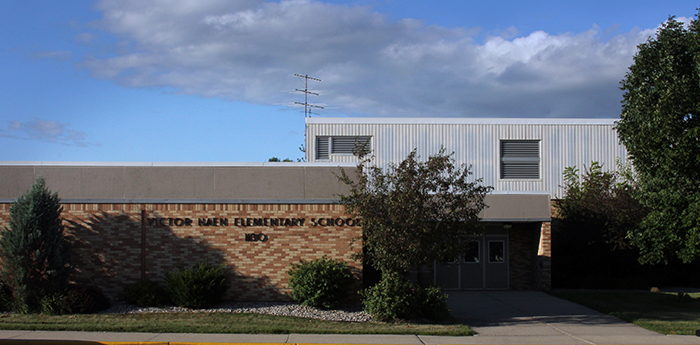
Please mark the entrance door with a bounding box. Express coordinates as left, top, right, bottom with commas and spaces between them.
434, 227, 509, 289
484, 236, 508, 289
459, 239, 484, 289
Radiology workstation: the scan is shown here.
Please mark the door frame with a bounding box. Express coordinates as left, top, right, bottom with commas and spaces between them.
433, 225, 509, 290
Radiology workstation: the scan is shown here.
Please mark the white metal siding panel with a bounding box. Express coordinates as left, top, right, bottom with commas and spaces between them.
306, 119, 626, 198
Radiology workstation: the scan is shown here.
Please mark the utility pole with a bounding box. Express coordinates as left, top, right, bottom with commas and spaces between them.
294, 74, 323, 117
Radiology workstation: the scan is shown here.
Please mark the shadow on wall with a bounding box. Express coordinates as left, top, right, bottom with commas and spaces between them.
64, 211, 288, 302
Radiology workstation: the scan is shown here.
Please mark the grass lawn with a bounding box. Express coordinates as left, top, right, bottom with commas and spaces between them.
549, 290, 700, 335
0, 312, 474, 336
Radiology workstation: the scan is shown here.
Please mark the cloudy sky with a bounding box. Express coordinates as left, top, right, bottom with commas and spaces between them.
0, 0, 697, 162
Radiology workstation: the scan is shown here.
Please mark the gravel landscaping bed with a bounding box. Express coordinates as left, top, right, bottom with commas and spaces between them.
100, 301, 375, 323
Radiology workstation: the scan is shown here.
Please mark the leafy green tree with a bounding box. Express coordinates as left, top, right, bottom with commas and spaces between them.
556, 162, 646, 250
338, 149, 492, 276
616, 14, 700, 264
553, 162, 648, 287
0, 177, 72, 313
268, 157, 293, 162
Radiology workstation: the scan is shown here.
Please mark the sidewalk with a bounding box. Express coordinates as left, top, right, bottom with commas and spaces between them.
446, 290, 700, 344
1, 291, 700, 344
2, 328, 700, 345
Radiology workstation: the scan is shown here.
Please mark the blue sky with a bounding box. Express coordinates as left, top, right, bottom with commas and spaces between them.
0, 0, 697, 162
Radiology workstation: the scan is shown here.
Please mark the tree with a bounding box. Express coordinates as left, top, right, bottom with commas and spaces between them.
556, 162, 646, 250
338, 149, 493, 276
553, 162, 648, 287
616, 14, 700, 264
0, 177, 72, 313
268, 157, 293, 162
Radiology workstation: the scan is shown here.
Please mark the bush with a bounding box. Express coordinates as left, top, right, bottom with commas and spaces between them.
62, 285, 111, 314
40, 294, 68, 315
165, 262, 229, 309
287, 256, 354, 309
39, 285, 110, 315
418, 286, 450, 321
124, 280, 170, 307
0, 177, 72, 313
362, 273, 449, 322
0, 280, 12, 312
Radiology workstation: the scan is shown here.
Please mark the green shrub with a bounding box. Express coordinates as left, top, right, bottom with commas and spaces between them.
0, 280, 12, 312
362, 273, 418, 321
38, 285, 110, 315
40, 294, 68, 315
0, 177, 72, 313
165, 262, 229, 309
362, 273, 449, 322
62, 285, 111, 314
124, 279, 170, 307
418, 285, 450, 321
287, 256, 354, 309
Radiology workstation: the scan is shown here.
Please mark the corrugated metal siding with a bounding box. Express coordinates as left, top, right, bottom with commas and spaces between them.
306, 120, 627, 198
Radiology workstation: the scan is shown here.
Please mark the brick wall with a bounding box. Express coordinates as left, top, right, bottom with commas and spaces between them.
536, 221, 552, 289
0, 203, 362, 302
509, 223, 538, 289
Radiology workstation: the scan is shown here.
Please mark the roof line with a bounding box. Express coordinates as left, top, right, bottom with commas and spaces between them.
0, 162, 357, 167
306, 117, 619, 125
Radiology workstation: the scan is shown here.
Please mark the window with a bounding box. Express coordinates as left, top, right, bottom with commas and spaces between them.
463, 241, 480, 263
500, 140, 540, 179
316, 136, 371, 160
488, 241, 505, 263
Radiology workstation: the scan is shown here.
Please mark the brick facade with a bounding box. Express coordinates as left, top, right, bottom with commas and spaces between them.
509, 223, 539, 289
0, 200, 553, 299
0, 202, 363, 302
536, 221, 552, 289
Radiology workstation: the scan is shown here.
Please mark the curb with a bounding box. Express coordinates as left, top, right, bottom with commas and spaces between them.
0, 342, 304, 345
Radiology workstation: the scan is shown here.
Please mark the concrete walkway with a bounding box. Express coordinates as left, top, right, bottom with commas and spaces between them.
0, 291, 699, 344
446, 290, 700, 344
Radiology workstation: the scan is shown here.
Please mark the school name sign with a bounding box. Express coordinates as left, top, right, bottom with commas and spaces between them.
146, 217, 362, 228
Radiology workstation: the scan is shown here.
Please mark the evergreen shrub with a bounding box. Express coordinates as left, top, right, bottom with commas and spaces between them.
287, 256, 354, 309
165, 262, 229, 309
0, 177, 72, 313
124, 279, 170, 307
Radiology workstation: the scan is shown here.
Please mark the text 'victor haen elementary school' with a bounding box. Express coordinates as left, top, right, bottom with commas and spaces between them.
0, 117, 626, 301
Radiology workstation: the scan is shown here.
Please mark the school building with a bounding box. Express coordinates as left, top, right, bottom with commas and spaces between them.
0, 117, 626, 301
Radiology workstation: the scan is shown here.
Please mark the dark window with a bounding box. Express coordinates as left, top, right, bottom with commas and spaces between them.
463, 241, 480, 263
489, 241, 505, 263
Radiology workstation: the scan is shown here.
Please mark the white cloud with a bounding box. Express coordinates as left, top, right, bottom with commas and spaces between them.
0, 119, 98, 147
82, 0, 659, 118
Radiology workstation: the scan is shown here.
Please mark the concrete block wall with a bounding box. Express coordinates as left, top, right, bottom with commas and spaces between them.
0, 202, 363, 302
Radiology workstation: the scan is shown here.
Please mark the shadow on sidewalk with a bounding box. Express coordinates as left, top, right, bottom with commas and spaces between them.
445, 290, 627, 327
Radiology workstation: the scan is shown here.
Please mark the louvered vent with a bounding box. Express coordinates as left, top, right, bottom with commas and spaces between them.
331, 136, 371, 154
501, 140, 540, 179
315, 136, 371, 160
316, 136, 330, 160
